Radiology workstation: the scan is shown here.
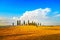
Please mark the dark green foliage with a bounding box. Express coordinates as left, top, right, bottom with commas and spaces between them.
12, 22, 14, 26
17, 20, 21, 25
40, 23, 41, 26
16, 20, 41, 26
23, 20, 25, 25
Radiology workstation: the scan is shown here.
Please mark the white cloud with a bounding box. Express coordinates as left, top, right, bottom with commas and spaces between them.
0, 8, 60, 25
20, 8, 51, 20
52, 11, 60, 17
20, 8, 52, 25
19, 8, 60, 25
54, 14, 60, 17
12, 17, 19, 20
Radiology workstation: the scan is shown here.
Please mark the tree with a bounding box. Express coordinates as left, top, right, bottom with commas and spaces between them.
17, 20, 21, 25
23, 20, 25, 25
19, 20, 21, 25
33, 22, 35, 25
12, 22, 14, 26
38, 23, 39, 26
17, 20, 19, 25
40, 23, 41, 26
32, 21, 33, 24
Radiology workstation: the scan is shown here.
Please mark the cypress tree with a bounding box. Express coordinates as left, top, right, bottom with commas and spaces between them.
19, 20, 21, 25
17, 20, 18, 25
38, 23, 39, 26
40, 23, 41, 26
12, 22, 14, 26
23, 20, 25, 25
17, 20, 21, 25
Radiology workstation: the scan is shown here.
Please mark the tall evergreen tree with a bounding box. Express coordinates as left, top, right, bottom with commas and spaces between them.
38, 23, 39, 26
17, 20, 21, 25
17, 20, 18, 25
19, 20, 21, 25
40, 23, 41, 26
23, 20, 25, 25
32, 21, 33, 24
12, 22, 14, 26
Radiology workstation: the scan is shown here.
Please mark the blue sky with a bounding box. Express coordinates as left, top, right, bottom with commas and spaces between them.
0, 0, 60, 25
0, 0, 60, 17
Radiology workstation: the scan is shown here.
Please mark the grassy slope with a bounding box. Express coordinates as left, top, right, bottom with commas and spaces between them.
0, 25, 60, 40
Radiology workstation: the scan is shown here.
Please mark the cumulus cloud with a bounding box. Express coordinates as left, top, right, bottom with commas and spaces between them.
54, 14, 60, 17
19, 8, 60, 25
12, 17, 19, 20
20, 8, 50, 20
52, 12, 60, 17
20, 8, 51, 20
0, 8, 60, 25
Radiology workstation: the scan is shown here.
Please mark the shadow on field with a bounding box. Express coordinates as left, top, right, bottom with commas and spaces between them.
34, 34, 60, 40
0, 34, 60, 40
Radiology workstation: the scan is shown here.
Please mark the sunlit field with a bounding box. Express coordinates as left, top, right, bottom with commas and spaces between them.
0, 25, 60, 40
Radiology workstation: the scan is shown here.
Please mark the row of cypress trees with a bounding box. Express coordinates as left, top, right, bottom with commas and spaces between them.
12, 20, 41, 26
